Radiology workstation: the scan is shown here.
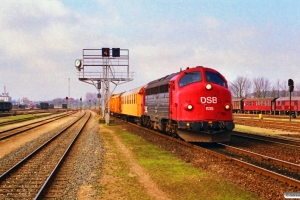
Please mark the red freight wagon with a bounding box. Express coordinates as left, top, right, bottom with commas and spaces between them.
243, 97, 277, 114
276, 97, 300, 115
232, 98, 244, 113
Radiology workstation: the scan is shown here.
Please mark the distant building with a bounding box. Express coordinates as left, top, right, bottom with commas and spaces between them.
0, 86, 12, 102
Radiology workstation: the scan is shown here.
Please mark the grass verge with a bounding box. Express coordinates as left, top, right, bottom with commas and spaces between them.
100, 124, 262, 200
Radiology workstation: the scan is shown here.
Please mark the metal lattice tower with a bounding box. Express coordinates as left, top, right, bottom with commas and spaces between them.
75, 48, 133, 124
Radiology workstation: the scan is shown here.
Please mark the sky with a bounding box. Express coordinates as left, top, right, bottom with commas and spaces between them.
1, 0, 300, 101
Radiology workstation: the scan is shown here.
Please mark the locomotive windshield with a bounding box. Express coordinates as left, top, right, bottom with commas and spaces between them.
179, 71, 202, 87
205, 71, 227, 87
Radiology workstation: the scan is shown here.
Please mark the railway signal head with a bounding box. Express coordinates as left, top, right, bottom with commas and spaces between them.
288, 79, 294, 92
102, 48, 110, 57
112, 48, 120, 57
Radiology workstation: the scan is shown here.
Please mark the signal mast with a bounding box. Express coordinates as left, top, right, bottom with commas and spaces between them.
75, 48, 133, 124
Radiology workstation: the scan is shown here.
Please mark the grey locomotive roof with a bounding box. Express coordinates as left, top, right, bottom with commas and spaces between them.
145, 72, 180, 89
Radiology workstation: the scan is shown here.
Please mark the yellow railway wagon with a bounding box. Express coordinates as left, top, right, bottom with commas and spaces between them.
110, 93, 123, 114
121, 86, 145, 117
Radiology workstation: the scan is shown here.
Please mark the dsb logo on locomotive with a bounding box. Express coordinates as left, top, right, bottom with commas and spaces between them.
200, 97, 217, 104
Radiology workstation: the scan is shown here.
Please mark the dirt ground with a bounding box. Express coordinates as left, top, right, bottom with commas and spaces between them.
0, 113, 80, 159
99, 124, 171, 200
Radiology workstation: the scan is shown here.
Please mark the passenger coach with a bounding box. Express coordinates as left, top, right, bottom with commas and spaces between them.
110, 86, 144, 123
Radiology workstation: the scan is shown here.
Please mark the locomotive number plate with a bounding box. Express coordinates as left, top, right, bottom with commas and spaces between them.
206, 107, 214, 110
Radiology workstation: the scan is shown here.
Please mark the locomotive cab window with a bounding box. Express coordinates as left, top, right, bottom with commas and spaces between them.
205, 71, 227, 87
179, 71, 202, 87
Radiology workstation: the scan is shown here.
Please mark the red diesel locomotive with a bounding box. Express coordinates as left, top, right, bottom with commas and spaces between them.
141, 66, 234, 142
111, 66, 235, 142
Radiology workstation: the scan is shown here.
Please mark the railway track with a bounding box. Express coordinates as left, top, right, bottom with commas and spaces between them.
114, 118, 300, 190
0, 113, 53, 127
213, 142, 300, 183
0, 109, 64, 118
234, 117, 300, 133
0, 110, 90, 199
232, 131, 300, 147
0, 111, 77, 141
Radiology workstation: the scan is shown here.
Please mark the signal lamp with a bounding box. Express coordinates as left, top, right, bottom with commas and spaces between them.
288, 79, 294, 92
102, 48, 110, 57
187, 105, 193, 110
206, 84, 212, 90
112, 48, 120, 57
288, 79, 294, 86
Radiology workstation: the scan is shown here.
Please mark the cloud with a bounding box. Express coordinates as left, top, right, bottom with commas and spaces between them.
2, 0, 300, 100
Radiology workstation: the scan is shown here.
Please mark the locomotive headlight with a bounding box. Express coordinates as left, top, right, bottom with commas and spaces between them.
184, 103, 193, 111
225, 104, 230, 110
206, 84, 212, 90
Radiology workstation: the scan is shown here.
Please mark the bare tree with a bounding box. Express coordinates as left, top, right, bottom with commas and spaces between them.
85, 92, 98, 106
280, 80, 288, 97
261, 78, 271, 98
229, 76, 252, 98
253, 77, 262, 98
22, 97, 31, 104
252, 77, 271, 98
295, 82, 300, 96
275, 79, 281, 97
270, 86, 277, 97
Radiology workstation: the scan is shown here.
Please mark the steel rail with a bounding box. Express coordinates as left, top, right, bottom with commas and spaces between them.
0, 111, 86, 180
194, 145, 300, 188
0, 114, 53, 126
0, 111, 77, 140
34, 111, 91, 200
232, 131, 300, 147
218, 143, 300, 172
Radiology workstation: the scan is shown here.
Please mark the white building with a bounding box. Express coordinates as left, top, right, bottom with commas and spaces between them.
0, 86, 12, 102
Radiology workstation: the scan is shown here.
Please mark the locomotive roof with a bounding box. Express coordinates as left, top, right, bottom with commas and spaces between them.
145, 72, 180, 89
145, 66, 220, 89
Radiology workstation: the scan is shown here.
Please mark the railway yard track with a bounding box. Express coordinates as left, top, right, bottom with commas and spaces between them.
0, 110, 91, 199
0, 111, 299, 199
234, 116, 300, 137
0, 109, 66, 118
0, 114, 53, 127
0, 111, 77, 141
113, 117, 300, 198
